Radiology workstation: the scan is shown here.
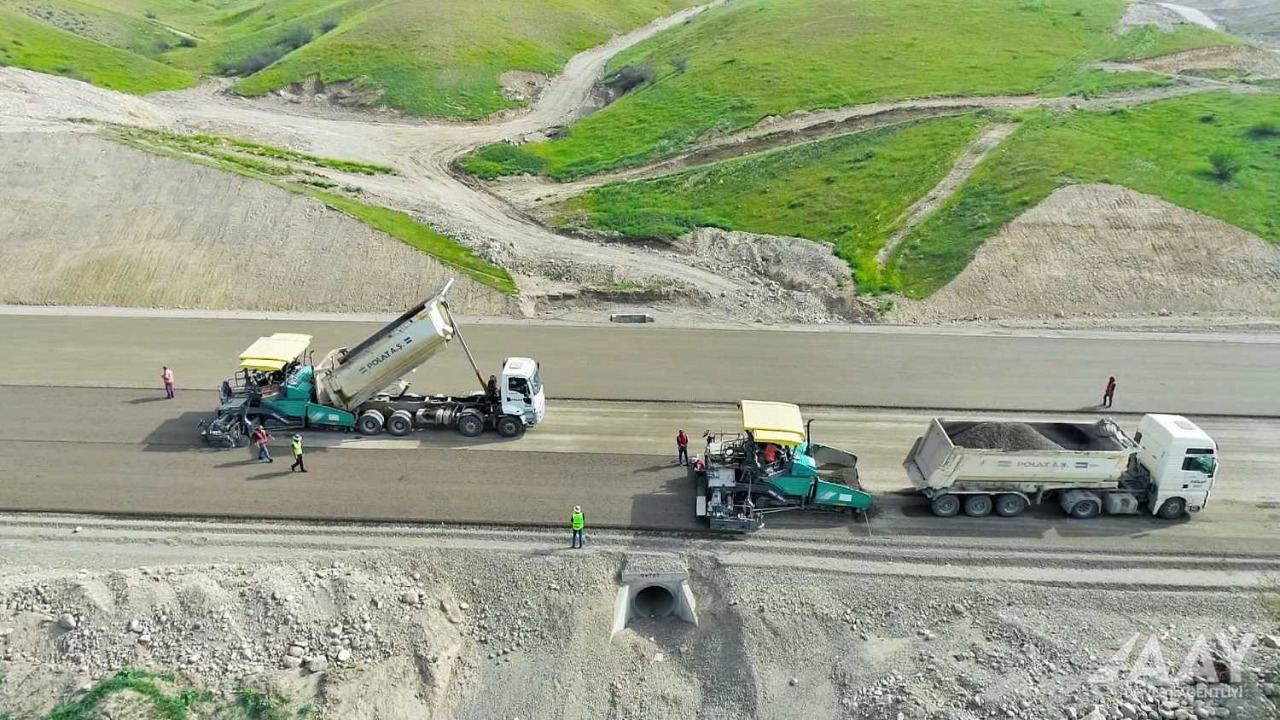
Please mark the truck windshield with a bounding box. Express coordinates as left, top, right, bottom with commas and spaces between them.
529, 368, 543, 395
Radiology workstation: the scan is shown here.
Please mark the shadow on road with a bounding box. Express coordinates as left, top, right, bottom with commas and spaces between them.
633, 461, 680, 474
628, 464, 700, 534
125, 396, 170, 405
215, 457, 262, 468
141, 411, 214, 452
247, 470, 296, 481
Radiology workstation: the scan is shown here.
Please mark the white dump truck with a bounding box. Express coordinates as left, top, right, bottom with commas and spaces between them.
903, 414, 1217, 520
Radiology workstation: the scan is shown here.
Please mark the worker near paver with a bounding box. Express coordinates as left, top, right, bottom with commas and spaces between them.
570, 505, 585, 549
161, 366, 175, 399
254, 425, 273, 463
676, 429, 689, 466
1102, 375, 1117, 408
290, 434, 307, 473
762, 442, 779, 466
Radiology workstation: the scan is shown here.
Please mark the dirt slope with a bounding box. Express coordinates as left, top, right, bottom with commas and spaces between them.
0, 132, 512, 314
1134, 44, 1280, 77
892, 183, 1280, 323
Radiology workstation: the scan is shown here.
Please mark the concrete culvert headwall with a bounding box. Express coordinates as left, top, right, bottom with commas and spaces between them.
612, 554, 698, 637
634, 584, 676, 618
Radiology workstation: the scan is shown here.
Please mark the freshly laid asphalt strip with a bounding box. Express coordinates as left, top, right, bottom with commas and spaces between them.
0, 439, 696, 530
1, 386, 1278, 552
3, 315, 1280, 415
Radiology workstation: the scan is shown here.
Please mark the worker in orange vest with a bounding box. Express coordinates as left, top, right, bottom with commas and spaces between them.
676, 430, 689, 466
162, 366, 175, 399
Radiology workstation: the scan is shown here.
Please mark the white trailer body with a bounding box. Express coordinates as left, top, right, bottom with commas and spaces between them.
903, 414, 1217, 520
315, 284, 454, 410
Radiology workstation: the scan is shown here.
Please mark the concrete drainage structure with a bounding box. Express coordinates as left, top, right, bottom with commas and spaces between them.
609, 313, 655, 324
612, 554, 697, 637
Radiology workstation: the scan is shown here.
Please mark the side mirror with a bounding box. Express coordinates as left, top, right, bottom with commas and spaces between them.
523, 395, 531, 404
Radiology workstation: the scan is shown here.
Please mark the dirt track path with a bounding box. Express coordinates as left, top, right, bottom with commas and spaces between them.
0, 4, 1271, 315
490, 79, 1271, 209
875, 123, 1018, 266
0, 3, 744, 308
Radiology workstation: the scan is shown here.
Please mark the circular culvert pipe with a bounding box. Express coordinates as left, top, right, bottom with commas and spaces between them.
633, 584, 676, 618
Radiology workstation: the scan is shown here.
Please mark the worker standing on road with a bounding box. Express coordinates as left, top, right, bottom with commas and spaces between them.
290, 434, 307, 473
254, 425, 273, 463
676, 429, 689, 466
1102, 375, 1117, 408
570, 505, 585, 549
161, 366, 175, 399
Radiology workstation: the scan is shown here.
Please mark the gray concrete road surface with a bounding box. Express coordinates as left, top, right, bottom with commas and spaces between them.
3, 315, 1280, 414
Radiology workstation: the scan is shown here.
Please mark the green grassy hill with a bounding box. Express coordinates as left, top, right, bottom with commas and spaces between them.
558, 114, 987, 289
0, 0, 696, 116
890, 93, 1280, 296
462, 0, 1239, 179
0, 4, 195, 92
557, 93, 1280, 297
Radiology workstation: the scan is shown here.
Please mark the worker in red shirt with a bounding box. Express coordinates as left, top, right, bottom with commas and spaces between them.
161, 365, 175, 399
1102, 376, 1117, 408
762, 443, 779, 466
676, 429, 689, 466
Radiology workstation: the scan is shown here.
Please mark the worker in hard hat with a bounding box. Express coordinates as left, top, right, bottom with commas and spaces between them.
290, 434, 307, 473
570, 505, 585, 549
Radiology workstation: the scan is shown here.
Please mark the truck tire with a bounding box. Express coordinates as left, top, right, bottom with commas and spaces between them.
1067, 495, 1102, 519
457, 412, 484, 438
357, 410, 385, 436
994, 493, 1029, 517
386, 411, 413, 437
496, 415, 524, 438
930, 494, 961, 517
963, 494, 993, 517
1156, 497, 1187, 520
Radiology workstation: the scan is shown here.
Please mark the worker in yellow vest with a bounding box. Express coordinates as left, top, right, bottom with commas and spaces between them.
290, 434, 307, 473
570, 505, 585, 549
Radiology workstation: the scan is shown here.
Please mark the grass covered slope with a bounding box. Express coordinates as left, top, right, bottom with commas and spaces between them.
559, 115, 985, 287
890, 93, 1280, 296
0, 0, 697, 116
464, 0, 1242, 179
0, 5, 194, 93
233, 0, 699, 118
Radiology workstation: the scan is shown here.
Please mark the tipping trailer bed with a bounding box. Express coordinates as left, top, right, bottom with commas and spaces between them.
904, 418, 1136, 494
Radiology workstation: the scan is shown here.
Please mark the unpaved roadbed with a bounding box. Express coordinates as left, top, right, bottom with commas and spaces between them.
1, 517, 1278, 719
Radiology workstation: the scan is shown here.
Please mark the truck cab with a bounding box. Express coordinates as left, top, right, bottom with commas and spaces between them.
1133, 414, 1218, 516
500, 357, 545, 427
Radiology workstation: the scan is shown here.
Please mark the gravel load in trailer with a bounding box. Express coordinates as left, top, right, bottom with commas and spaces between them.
904, 415, 1218, 520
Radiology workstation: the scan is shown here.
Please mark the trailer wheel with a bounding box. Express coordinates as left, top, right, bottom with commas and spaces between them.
457, 412, 484, 438
496, 415, 524, 438
1068, 497, 1101, 519
1156, 497, 1187, 520
994, 493, 1029, 518
386, 411, 413, 437
357, 410, 385, 436
963, 494, 993, 517
930, 494, 961, 517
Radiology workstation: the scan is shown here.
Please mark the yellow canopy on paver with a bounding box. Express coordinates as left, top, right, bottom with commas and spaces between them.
740, 400, 806, 447
239, 333, 312, 371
